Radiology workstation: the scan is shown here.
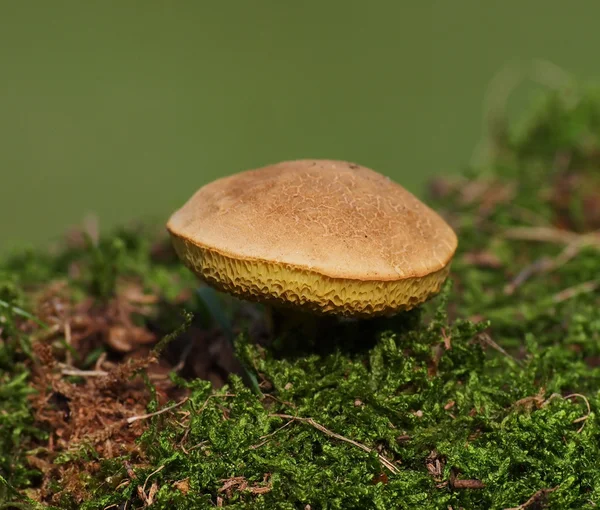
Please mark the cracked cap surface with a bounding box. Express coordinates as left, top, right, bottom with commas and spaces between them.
167, 159, 458, 317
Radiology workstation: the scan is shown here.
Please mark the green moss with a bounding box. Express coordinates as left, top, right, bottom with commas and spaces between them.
2, 81, 600, 508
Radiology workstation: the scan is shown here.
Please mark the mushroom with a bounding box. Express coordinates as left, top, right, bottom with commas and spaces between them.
166, 159, 458, 323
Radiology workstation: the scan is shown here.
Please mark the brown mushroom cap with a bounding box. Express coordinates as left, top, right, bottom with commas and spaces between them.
167, 159, 458, 317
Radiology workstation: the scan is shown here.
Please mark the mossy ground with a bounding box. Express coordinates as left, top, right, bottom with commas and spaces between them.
2, 82, 600, 509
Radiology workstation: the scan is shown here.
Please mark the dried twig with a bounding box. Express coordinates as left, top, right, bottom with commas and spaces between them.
503, 226, 600, 247
171, 340, 194, 373
250, 419, 295, 450
270, 414, 399, 474
178, 394, 236, 453
122, 460, 162, 507
441, 327, 452, 350
141, 465, 166, 505
127, 397, 189, 425
566, 393, 592, 432
504, 486, 559, 510
60, 366, 109, 377
64, 320, 73, 366
552, 280, 600, 304
196, 393, 236, 415
542, 393, 591, 433
477, 332, 522, 366
505, 236, 597, 295
504, 257, 552, 295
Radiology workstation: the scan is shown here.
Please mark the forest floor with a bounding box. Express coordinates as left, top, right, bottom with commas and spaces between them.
2, 82, 600, 509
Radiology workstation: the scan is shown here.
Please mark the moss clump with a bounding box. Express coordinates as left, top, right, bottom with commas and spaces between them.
2, 82, 600, 509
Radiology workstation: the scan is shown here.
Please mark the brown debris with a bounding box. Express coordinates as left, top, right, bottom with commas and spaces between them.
458, 178, 514, 208
21, 274, 245, 505
513, 388, 547, 412
513, 390, 590, 433
30, 336, 152, 472
173, 478, 190, 495
106, 324, 156, 353
449, 469, 485, 490
551, 170, 600, 232
123, 461, 164, 507
428, 327, 453, 377
425, 453, 484, 491
463, 250, 503, 269
426, 450, 445, 483
372, 472, 389, 485
217, 474, 272, 500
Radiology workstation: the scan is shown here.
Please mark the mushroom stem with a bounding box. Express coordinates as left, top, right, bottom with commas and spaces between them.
265, 305, 379, 349
267, 305, 333, 341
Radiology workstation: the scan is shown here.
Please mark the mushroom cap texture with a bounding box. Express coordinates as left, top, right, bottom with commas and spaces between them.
167, 159, 458, 317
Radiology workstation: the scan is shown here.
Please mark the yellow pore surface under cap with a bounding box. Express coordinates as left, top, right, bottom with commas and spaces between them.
170, 235, 451, 318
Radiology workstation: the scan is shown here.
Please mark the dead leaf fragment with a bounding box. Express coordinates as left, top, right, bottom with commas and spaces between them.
107, 325, 156, 353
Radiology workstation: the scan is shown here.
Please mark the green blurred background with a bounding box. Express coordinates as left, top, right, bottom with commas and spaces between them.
1, 1, 598, 252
